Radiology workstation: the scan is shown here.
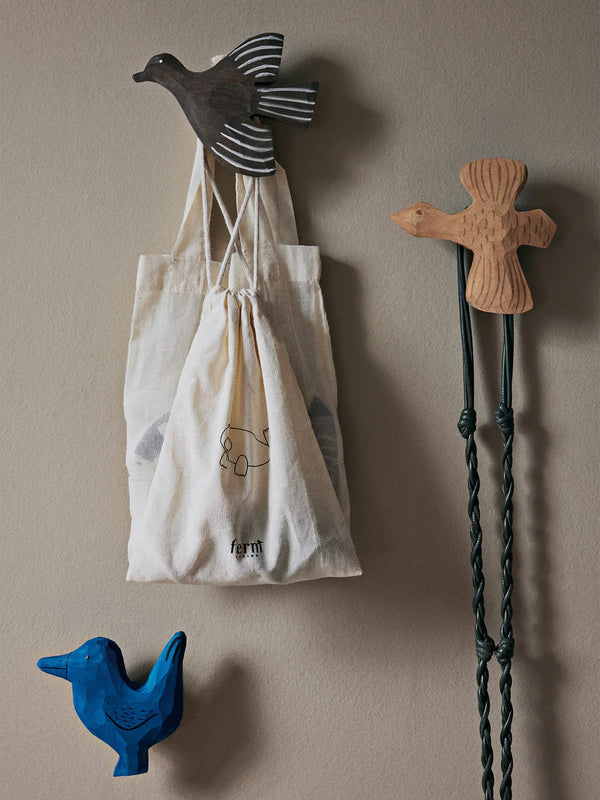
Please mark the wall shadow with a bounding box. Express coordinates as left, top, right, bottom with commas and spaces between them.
162, 661, 257, 796
263, 52, 488, 793
471, 182, 598, 800
316, 255, 471, 630
518, 182, 598, 800
276, 58, 472, 635
270, 55, 388, 236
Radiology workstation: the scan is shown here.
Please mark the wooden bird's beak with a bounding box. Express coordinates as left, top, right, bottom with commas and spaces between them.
132, 71, 149, 83
37, 652, 70, 680
391, 203, 437, 237
391, 207, 417, 235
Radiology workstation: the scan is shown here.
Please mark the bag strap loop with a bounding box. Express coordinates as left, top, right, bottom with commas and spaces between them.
171, 138, 299, 265
212, 175, 258, 290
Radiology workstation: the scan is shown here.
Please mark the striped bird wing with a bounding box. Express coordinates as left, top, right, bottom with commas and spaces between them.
460, 158, 528, 206
518, 208, 557, 249
220, 32, 317, 126
252, 83, 318, 128
224, 32, 284, 84
209, 113, 276, 176
203, 38, 280, 176
202, 33, 317, 174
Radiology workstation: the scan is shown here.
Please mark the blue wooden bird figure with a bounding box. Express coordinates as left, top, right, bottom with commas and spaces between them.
37, 631, 186, 776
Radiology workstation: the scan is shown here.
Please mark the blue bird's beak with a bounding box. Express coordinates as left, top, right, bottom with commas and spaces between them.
37, 652, 69, 680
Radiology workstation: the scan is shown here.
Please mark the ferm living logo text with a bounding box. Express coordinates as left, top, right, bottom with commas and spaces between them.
231, 539, 264, 560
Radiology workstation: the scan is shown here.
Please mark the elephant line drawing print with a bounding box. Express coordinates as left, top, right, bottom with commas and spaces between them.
220, 425, 270, 477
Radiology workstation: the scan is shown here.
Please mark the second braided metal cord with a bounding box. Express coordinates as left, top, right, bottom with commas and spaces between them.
456, 244, 516, 800
496, 313, 515, 800
457, 244, 495, 800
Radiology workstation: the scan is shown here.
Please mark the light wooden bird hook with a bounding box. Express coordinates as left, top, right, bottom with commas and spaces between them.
392, 158, 556, 313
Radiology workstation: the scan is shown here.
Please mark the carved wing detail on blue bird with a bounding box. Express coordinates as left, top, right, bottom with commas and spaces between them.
104, 701, 160, 731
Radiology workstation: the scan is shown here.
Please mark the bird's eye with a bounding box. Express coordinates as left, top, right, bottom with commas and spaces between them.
416, 209, 423, 216
158, 59, 163, 64
86, 655, 89, 660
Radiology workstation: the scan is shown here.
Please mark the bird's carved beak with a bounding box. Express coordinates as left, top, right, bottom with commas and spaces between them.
391, 204, 438, 238
391, 208, 418, 236
132, 71, 148, 83
37, 652, 70, 681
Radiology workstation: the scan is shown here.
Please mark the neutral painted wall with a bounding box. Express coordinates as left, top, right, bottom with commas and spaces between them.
1, 1, 598, 798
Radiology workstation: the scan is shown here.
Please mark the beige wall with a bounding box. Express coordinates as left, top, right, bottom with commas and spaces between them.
2, 1, 598, 798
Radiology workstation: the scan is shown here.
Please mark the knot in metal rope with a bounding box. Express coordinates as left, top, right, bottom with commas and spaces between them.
475, 635, 496, 662
495, 637, 515, 665
458, 408, 477, 438
494, 403, 514, 436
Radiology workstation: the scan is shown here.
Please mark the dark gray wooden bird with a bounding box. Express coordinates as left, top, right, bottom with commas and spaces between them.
133, 33, 318, 177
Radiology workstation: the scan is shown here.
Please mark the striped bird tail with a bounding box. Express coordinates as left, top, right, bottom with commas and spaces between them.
254, 82, 319, 127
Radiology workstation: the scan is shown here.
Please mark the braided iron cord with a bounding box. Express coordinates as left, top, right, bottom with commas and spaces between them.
496, 315, 515, 800
457, 245, 516, 799
456, 244, 495, 800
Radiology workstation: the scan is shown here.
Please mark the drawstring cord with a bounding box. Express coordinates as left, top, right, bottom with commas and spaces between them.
200, 146, 260, 290
457, 244, 515, 800
215, 178, 255, 287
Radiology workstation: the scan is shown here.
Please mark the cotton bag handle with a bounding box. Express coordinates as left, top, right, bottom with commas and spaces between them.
234, 166, 299, 250
174, 141, 260, 290
208, 170, 261, 292
172, 141, 301, 264
171, 139, 246, 262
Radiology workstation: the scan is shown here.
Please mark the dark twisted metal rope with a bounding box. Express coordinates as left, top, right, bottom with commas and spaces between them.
495, 314, 515, 800
456, 244, 495, 800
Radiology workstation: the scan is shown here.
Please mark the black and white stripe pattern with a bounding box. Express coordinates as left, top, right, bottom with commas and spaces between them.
212, 122, 275, 175
228, 33, 284, 83
254, 84, 318, 127
205, 33, 318, 175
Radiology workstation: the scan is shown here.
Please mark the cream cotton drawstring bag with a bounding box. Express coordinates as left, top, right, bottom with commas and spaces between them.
124, 142, 361, 584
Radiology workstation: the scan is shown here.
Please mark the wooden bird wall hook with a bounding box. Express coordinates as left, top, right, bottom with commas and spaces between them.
37, 632, 186, 777
392, 158, 557, 313
133, 33, 318, 178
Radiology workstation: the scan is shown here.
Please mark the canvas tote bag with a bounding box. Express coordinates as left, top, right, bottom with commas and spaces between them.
125, 141, 361, 584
